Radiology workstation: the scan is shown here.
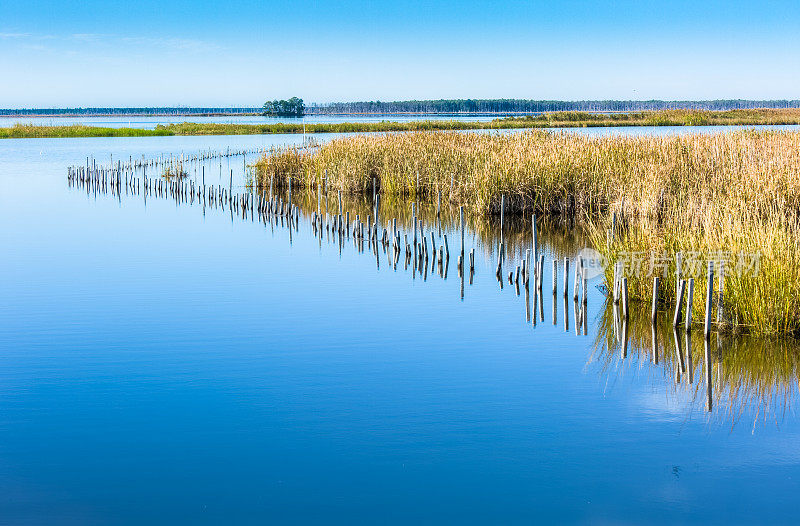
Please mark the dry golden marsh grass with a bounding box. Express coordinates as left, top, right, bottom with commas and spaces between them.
255, 129, 800, 336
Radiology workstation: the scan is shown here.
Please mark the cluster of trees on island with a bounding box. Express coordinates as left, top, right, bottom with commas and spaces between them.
262, 97, 305, 117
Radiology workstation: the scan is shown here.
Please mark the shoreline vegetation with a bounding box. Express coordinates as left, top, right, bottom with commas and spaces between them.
3, 98, 800, 117
4, 109, 800, 139
254, 129, 800, 336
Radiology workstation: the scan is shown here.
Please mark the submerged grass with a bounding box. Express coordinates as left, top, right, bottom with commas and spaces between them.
5, 109, 800, 138
254, 129, 800, 336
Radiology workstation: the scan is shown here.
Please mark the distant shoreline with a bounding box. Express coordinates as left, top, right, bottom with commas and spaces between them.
0, 111, 583, 118
3, 109, 800, 139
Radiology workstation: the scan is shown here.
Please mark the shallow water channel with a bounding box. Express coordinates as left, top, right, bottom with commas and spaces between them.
2, 132, 800, 524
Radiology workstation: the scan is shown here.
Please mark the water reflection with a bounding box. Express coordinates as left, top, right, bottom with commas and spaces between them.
67, 150, 800, 431
594, 301, 800, 428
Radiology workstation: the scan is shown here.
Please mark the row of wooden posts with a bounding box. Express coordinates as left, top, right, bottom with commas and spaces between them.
67, 145, 598, 330
72, 149, 723, 338
68, 146, 269, 180
69, 148, 727, 341
66, 159, 596, 331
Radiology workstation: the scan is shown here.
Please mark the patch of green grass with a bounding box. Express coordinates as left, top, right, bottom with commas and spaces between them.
0, 124, 173, 139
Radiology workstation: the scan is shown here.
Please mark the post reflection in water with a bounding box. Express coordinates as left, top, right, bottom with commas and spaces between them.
594, 297, 800, 429
705, 337, 714, 412
685, 331, 694, 384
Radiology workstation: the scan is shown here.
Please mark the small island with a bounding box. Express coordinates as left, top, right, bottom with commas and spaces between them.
262, 97, 305, 117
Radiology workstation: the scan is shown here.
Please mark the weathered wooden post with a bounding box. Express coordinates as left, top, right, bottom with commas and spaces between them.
532, 214, 538, 271
651, 277, 660, 323
621, 277, 629, 318
459, 206, 465, 257
500, 195, 505, 252
673, 279, 686, 328
685, 278, 695, 332
705, 262, 714, 338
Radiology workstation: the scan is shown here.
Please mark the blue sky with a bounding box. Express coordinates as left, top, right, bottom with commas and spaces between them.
1, 0, 799, 107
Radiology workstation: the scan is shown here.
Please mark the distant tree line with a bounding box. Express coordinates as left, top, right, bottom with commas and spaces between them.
306, 99, 800, 114
0, 107, 263, 116
4, 99, 800, 116
262, 97, 305, 117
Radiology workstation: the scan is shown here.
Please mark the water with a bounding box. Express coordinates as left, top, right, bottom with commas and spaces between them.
0, 114, 502, 129
2, 131, 800, 524
3, 112, 800, 137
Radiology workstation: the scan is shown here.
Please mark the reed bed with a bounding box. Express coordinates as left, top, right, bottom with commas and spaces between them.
501, 108, 800, 127
254, 129, 800, 336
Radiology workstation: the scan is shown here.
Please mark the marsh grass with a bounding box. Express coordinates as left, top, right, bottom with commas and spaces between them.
0, 124, 171, 139
255, 129, 800, 335
5, 108, 800, 139
162, 162, 188, 180
501, 108, 800, 127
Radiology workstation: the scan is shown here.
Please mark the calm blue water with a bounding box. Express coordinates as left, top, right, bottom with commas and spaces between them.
1, 132, 799, 524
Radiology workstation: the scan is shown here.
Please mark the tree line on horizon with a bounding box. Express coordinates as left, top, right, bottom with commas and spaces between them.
307, 99, 800, 114
3, 99, 800, 116
0, 107, 263, 116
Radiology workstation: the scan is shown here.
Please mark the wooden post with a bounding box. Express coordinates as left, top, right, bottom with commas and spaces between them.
563, 258, 569, 297
532, 214, 538, 268
500, 195, 505, 246
460, 206, 465, 257
621, 277, 629, 318
705, 262, 714, 338
685, 278, 694, 332
673, 279, 686, 328
651, 277, 660, 323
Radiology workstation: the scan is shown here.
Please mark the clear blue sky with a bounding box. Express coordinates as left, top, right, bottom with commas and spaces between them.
1, 0, 799, 107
